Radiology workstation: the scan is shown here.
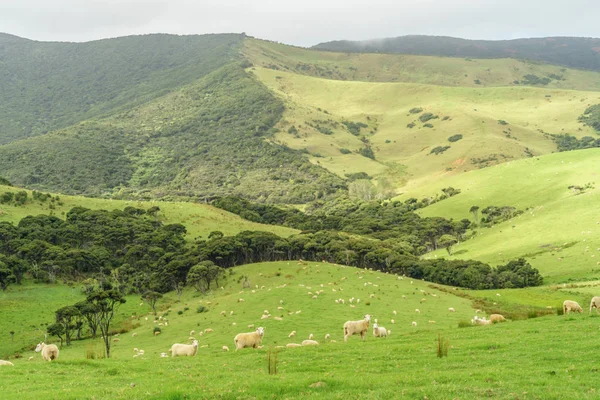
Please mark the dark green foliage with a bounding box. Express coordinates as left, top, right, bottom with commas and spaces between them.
0, 64, 345, 203
358, 146, 375, 159
430, 146, 450, 155
578, 104, 600, 132
474, 79, 481, 85
339, 148, 352, 154
419, 113, 438, 123
287, 126, 298, 135
342, 121, 368, 136
409, 107, 423, 114
0, 177, 11, 186
345, 172, 372, 181
196, 305, 207, 313
86, 287, 126, 358
312, 35, 600, 72
518, 74, 551, 86
423, 123, 434, 128
498, 120, 509, 125
316, 126, 334, 135
448, 134, 463, 142
407, 122, 416, 129
548, 133, 600, 151
480, 206, 523, 226
0, 33, 245, 145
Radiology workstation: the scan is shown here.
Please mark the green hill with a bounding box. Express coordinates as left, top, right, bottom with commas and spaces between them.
312, 35, 600, 72
398, 148, 600, 283
2, 261, 600, 399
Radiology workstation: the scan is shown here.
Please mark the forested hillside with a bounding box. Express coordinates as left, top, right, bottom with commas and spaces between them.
313, 35, 600, 72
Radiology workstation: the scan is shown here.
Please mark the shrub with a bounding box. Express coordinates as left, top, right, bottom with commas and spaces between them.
498, 120, 509, 125
409, 107, 423, 114
358, 147, 375, 159
196, 305, 207, 313
407, 122, 415, 129
339, 148, 352, 154
430, 146, 450, 155
153, 326, 162, 334
448, 134, 463, 142
419, 113, 438, 123
458, 320, 473, 328
423, 123, 434, 128
436, 334, 449, 358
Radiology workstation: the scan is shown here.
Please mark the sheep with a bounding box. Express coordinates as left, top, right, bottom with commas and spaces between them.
238, 298, 245, 303
286, 343, 302, 348
169, 340, 199, 357
248, 324, 255, 329
391, 319, 395, 324
302, 340, 319, 346
204, 328, 214, 333
411, 321, 417, 327
343, 314, 371, 342
415, 309, 420, 313
288, 331, 296, 337
0, 360, 14, 366
154, 331, 161, 336
308, 333, 314, 340
590, 296, 600, 313
372, 323, 388, 337
324, 334, 331, 340
131, 332, 137, 337
471, 316, 492, 326
234, 327, 265, 350
261, 314, 271, 320
28, 356, 34, 361
428, 320, 436, 324
448, 307, 455, 312
190, 330, 195, 336
563, 300, 583, 314
393, 310, 397, 316
35, 342, 59, 361
489, 314, 506, 323
222, 346, 230, 352
160, 352, 169, 358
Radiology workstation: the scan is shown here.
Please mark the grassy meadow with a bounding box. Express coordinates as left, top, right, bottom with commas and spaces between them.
395, 148, 600, 284
252, 66, 599, 188
2, 261, 600, 399
0, 185, 298, 241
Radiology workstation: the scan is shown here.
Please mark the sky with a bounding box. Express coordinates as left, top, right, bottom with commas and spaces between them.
1, 0, 599, 47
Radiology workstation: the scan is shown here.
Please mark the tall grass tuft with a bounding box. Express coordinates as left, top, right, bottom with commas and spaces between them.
436, 334, 449, 358
267, 347, 279, 375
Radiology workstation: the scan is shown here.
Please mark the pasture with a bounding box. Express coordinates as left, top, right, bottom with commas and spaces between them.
2, 261, 600, 399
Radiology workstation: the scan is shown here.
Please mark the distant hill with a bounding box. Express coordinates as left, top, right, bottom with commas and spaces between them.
313, 35, 600, 72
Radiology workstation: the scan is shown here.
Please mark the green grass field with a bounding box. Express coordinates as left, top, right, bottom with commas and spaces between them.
2, 261, 600, 399
252, 66, 598, 189
395, 148, 600, 284
0, 185, 297, 241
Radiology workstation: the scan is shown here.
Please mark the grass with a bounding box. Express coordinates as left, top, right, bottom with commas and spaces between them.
251, 66, 599, 191
397, 148, 600, 283
3, 261, 600, 398
0, 184, 297, 241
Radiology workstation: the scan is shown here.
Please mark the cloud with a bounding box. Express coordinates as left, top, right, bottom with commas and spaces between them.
0, 0, 598, 46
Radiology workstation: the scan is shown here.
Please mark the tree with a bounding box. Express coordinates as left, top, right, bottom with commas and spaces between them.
438, 235, 458, 255
142, 291, 162, 315
469, 206, 480, 225
75, 301, 100, 338
86, 287, 126, 358
55, 306, 81, 346
47, 323, 65, 347
0, 261, 15, 291
187, 264, 208, 292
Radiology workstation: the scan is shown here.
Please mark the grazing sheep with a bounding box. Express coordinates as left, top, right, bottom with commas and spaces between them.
372, 323, 388, 337
234, 327, 265, 350
386, 330, 391, 336
28, 356, 34, 361
471, 316, 492, 325
428, 320, 436, 324
288, 331, 296, 338
160, 352, 169, 358
154, 331, 161, 336
0, 360, 14, 366
391, 319, 395, 324
248, 324, 255, 329
35, 342, 59, 361
222, 346, 230, 352
411, 321, 417, 327
563, 300, 583, 314
131, 332, 137, 337
220, 311, 227, 317
415, 309, 420, 313
238, 298, 245, 303
261, 314, 271, 320
286, 343, 302, 348
343, 314, 371, 342
169, 340, 199, 357
393, 310, 397, 316
302, 340, 319, 346
489, 314, 506, 323
324, 334, 331, 340
590, 297, 600, 313
308, 334, 314, 340
204, 328, 214, 333
448, 307, 455, 312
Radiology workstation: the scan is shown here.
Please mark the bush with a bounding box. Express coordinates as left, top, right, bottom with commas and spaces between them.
407, 122, 415, 129
339, 148, 352, 154
419, 113, 438, 123
153, 326, 162, 334
448, 134, 463, 142
430, 146, 450, 155
197, 305, 207, 313
423, 123, 434, 128
409, 107, 423, 114
358, 147, 375, 159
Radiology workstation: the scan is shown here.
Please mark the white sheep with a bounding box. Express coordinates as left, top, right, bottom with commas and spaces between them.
563, 300, 583, 314
415, 309, 420, 313
160, 352, 169, 358
35, 342, 59, 361
302, 340, 319, 346
489, 314, 506, 323
343, 314, 371, 342
288, 331, 296, 337
391, 319, 395, 324
222, 346, 230, 352
411, 321, 417, 327
372, 323, 388, 337
169, 340, 199, 357
234, 327, 265, 350
393, 310, 397, 316
0, 360, 14, 366
590, 296, 600, 313
308, 333, 314, 340
448, 307, 455, 312
248, 324, 255, 329
471, 316, 492, 325
324, 334, 331, 340
204, 328, 214, 333
286, 343, 302, 348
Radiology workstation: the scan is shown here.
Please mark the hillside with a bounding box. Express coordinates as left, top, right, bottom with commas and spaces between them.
398, 148, 600, 283
2, 261, 600, 398
250, 66, 598, 187
246, 38, 600, 91
0, 184, 298, 240
0, 33, 243, 145
313, 35, 600, 72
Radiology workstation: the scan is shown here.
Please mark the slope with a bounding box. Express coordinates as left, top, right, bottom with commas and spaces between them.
0, 184, 298, 241
3, 261, 600, 399
398, 148, 600, 283
0, 63, 345, 203
0, 33, 243, 144
245, 38, 600, 91
251, 66, 599, 187
313, 35, 600, 72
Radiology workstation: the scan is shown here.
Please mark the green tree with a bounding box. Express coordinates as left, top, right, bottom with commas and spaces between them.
86, 287, 126, 358
469, 206, 480, 225
74, 301, 100, 338
55, 305, 81, 346
438, 235, 458, 255
47, 323, 65, 348
0, 261, 15, 291
142, 291, 163, 316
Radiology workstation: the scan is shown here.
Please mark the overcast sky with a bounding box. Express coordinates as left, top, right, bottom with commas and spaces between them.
1, 0, 599, 47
